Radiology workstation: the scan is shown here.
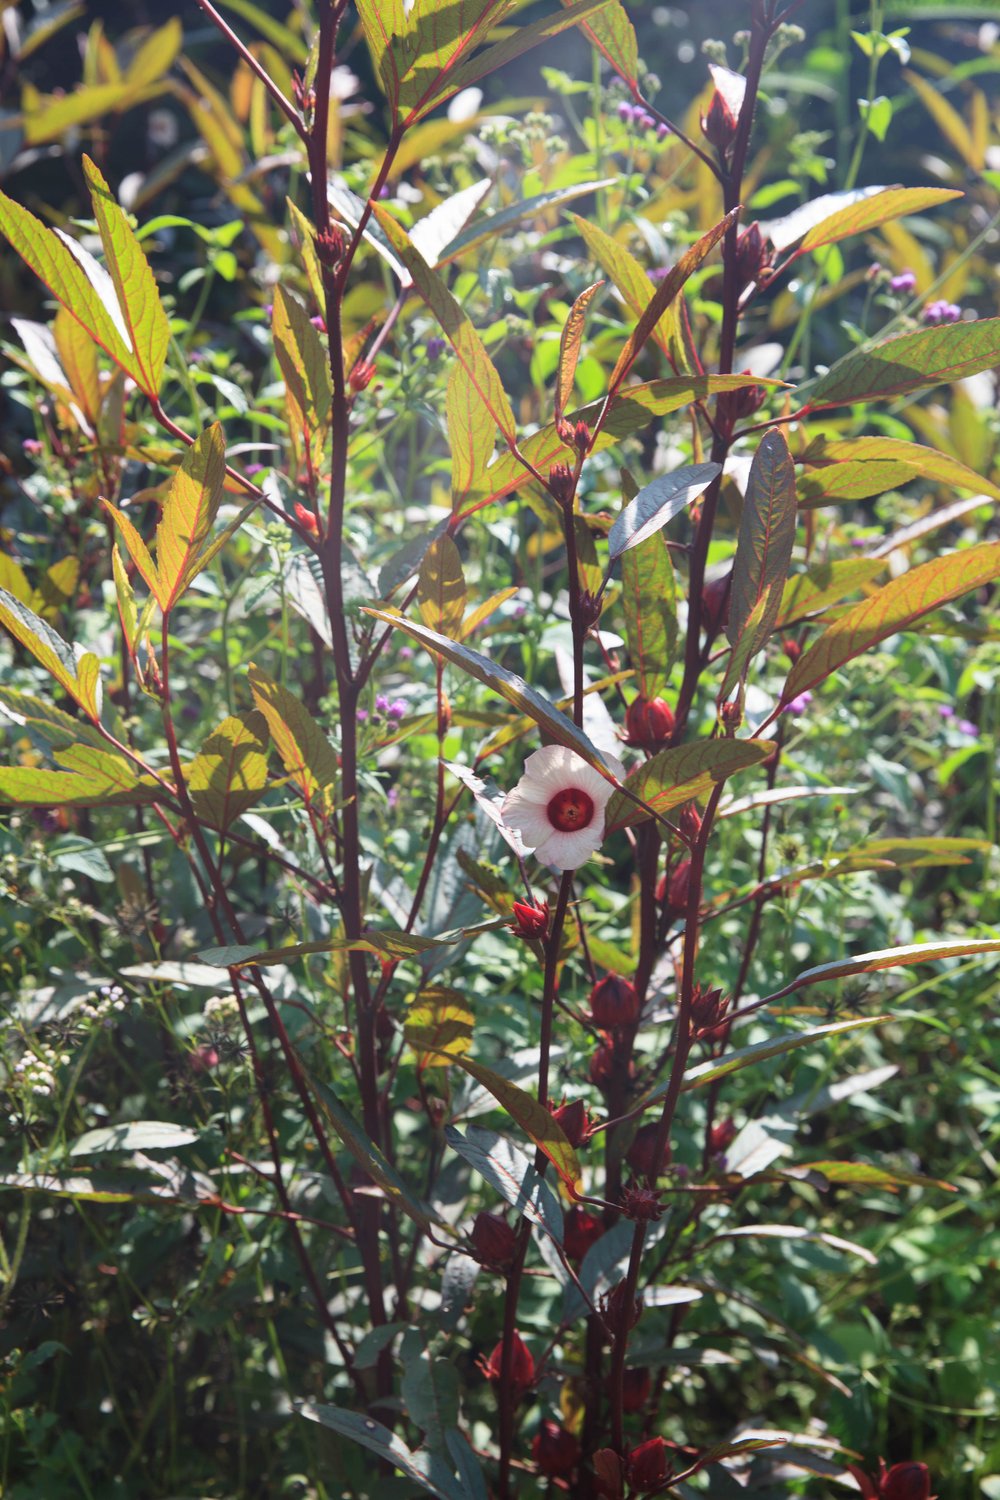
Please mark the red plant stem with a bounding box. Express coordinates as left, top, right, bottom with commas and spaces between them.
193, 0, 305, 139
608, 1224, 647, 1452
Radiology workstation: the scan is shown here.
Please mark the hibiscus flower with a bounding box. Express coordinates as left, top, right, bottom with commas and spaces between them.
501, 745, 621, 871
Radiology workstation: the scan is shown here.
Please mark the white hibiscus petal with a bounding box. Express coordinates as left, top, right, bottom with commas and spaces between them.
535, 823, 604, 871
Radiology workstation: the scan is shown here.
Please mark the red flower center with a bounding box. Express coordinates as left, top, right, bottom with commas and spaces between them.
547, 787, 595, 832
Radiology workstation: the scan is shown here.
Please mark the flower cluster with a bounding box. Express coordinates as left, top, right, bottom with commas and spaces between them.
923, 299, 962, 324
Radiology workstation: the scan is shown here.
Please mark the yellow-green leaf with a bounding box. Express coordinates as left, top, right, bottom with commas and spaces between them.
418, 534, 467, 638
53, 306, 101, 425
405, 986, 475, 1069
0, 587, 101, 719
566, 0, 637, 87
155, 423, 227, 610
247, 664, 338, 801
186, 711, 270, 831
111, 545, 139, 651
903, 71, 982, 170
272, 285, 331, 472
799, 434, 1000, 505
442, 1053, 583, 1193
809, 318, 1000, 409
777, 558, 887, 627
123, 17, 183, 89
82, 154, 170, 400
606, 739, 775, 834
782, 541, 1000, 702
622, 532, 677, 700
103, 500, 161, 604
796, 185, 961, 255
573, 215, 678, 359
447, 360, 496, 509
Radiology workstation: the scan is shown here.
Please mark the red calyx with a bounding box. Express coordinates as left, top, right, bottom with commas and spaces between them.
348, 359, 376, 392
532, 1419, 580, 1477
708, 1117, 737, 1155
589, 973, 640, 1030
665, 858, 692, 915
620, 1184, 665, 1222
734, 221, 770, 291
701, 88, 738, 151
510, 898, 549, 940
564, 1205, 604, 1262
294, 502, 320, 536
589, 1040, 617, 1092
626, 1122, 661, 1180
621, 1365, 652, 1413
627, 1436, 670, 1492
549, 462, 575, 504
481, 1331, 535, 1394
880, 1462, 935, 1500
470, 1211, 517, 1269
678, 804, 703, 843
700, 573, 731, 637
625, 695, 676, 749
549, 1097, 591, 1149
690, 984, 729, 1039
593, 1448, 625, 1500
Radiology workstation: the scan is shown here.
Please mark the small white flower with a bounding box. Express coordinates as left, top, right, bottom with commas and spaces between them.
501, 745, 621, 871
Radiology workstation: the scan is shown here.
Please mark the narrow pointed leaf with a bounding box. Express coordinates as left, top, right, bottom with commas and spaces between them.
776, 558, 887, 627
82, 154, 170, 399
313, 1079, 445, 1234
608, 463, 719, 563
573, 215, 678, 359
111, 545, 139, 651
606, 739, 775, 833
444, 1124, 564, 1243
247, 664, 338, 800
799, 434, 1000, 504
904, 70, 981, 169
782, 541, 1000, 702
272, 285, 331, 470
727, 429, 796, 656
792, 185, 961, 255
809, 318, 1000, 409
0, 588, 101, 718
555, 279, 603, 422
419, 534, 467, 638
103, 501, 162, 604
622, 532, 677, 699
155, 424, 227, 610
297, 1403, 461, 1500
363, 609, 614, 776
562, 0, 637, 87
765, 937, 1000, 1005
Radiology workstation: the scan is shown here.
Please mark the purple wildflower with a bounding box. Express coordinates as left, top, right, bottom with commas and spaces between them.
399, 646, 414, 660
924, 299, 962, 324
938, 704, 955, 720
957, 718, 979, 738
310, 314, 326, 331
889, 270, 916, 293
426, 335, 446, 362
21, 438, 42, 455
617, 101, 635, 124
388, 700, 407, 720
375, 694, 390, 713
657, 122, 670, 140
783, 690, 813, 717
387, 787, 399, 809
357, 708, 369, 722
243, 462, 265, 477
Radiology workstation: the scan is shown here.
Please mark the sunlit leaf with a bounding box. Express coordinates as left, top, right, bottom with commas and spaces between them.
785, 185, 961, 256
555, 279, 603, 422
573, 216, 679, 359
808, 318, 1000, 409
782, 541, 1000, 701
903, 70, 982, 170
606, 739, 774, 833
621, 532, 676, 701
766, 937, 1000, 1004
186, 711, 270, 831
564, 0, 637, 88
776, 558, 887, 627
727, 429, 796, 664
405, 987, 475, 1069
155, 424, 227, 611
798, 433, 1000, 505
0, 587, 101, 719
419, 535, 467, 639
445, 1124, 564, 1243
607, 463, 720, 562
69, 1120, 199, 1155
247, 664, 338, 802
272, 285, 331, 473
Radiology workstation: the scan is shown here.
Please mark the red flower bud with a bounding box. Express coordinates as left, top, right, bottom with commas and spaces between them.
549, 1097, 591, 1149
532, 1420, 580, 1477
564, 1205, 604, 1262
627, 1436, 670, 1492
678, 803, 703, 843
700, 573, 730, 637
690, 984, 728, 1039
734, 222, 768, 291
573, 419, 592, 453
481, 1331, 535, 1394
620, 1184, 665, 1222
589, 973, 640, 1030
593, 1448, 625, 1500
294, 502, 320, 536
549, 462, 575, 504
708, 1117, 737, 1155
510, 898, 549, 940
626, 1122, 661, 1180
720, 699, 743, 732
782, 636, 801, 662
470, 1211, 517, 1269
625, 695, 675, 749
348, 359, 376, 392
589, 1040, 619, 1093
665, 858, 692, 915
701, 88, 738, 151
316, 224, 345, 265
724, 373, 768, 423
881, 1462, 935, 1500
621, 1365, 652, 1413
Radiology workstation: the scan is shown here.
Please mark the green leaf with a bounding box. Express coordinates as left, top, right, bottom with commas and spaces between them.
0, 689, 107, 752
716, 1224, 876, 1264
791, 185, 961, 255
197, 926, 494, 969
727, 429, 796, 660
400, 1329, 459, 1453
573, 215, 679, 360
766, 937, 1000, 1005
776, 557, 887, 627
808, 318, 1000, 409
434, 1055, 582, 1193
272, 285, 331, 473
124, 16, 184, 87
247, 663, 338, 801
111, 545, 139, 651
444, 1124, 564, 1243
362, 609, 615, 776
313, 1081, 444, 1234
103, 500, 161, 603
405, 988, 475, 1069
622, 532, 677, 700
155, 424, 227, 611
69, 1120, 199, 1156
607, 463, 720, 563
0, 180, 146, 381
798, 1160, 955, 1192
904, 69, 981, 169
606, 739, 775, 834
82, 154, 170, 400
419, 535, 467, 638
297, 1402, 462, 1500
667, 1017, 886, 1098
0, 587, 101, 719
373, 206, 517, 447
186, 711, 270, 832
555, 279, 603, 422
798, 433, 1000, 504
782, 541, 1000, 702
565, 0, 638, 88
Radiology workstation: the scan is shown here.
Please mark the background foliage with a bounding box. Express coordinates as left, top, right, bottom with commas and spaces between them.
0, 1, 998, 1498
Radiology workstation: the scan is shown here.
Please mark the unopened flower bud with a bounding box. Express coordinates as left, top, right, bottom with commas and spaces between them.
625, 695, 675, 749
589, 973, 640, 1030
532, 1420, 580, 1477
690, 984, 728, 1039
782, 636, 801, 662
626, 1122, 661, 1179
549, 462, 574, 504
348, 359, 376, 392
700, 573, 730, 637
294, 502, 320, 536
437, 691, 452, 740
701, 88, 738, 151
593, 1448, 625, 1500
316, 224, 345, 266
720, 699, 743, 732
665, 857, 692, 915
470, 1211, 517, 1269
734, 221, 769, 291
627, 1436, 670, 1492
573, 419, 591, 454
708, 1116, 737, 1155
510, 898, 549, 940
880, 1462, 935, 1500
621, 1366, 652, 1412
678, 804, 703, 843
549, 1097, 591, 1148
564, 1205, 603, 1261
480, 1331, 535, 1394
